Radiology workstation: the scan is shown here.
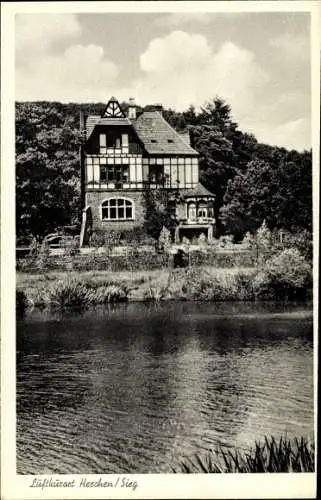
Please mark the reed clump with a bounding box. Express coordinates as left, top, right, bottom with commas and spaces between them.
169, 267, 256, 301
19, 277, 128, 310
171, 436, 315, 473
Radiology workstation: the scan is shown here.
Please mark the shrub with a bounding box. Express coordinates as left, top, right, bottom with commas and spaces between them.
43, 278, 128, 309
171, 436, 314, 473
35, 240, 50, 270
143, 286, 167, 302
241, 231, 255, 249
198, 233, 208, 245
256, 220, 272, 250
176, 267, 254, 301
215, 234, 235, 249
46, 279, 91, 309
253, 248, 312, 300
63, 237, 80, 257
158, 226, 172, 252
273, 229, 313, 261
93, 285, 128, 304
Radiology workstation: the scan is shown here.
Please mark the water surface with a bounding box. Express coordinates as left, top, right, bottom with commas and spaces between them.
17, 301, 314, 474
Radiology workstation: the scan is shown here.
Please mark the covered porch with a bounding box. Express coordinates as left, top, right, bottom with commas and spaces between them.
174, 222, 215, 243
174, 183, 216, 243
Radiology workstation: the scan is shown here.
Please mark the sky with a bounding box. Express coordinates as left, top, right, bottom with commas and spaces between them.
15, 11, 311, 151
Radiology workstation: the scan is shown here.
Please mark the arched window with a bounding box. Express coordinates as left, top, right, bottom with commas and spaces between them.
197, 202, 208, 218
101, 198, 134, 220
187, 202, 196, 220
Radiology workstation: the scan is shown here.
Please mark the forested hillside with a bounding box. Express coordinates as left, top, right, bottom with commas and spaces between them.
15, 99, 312, 242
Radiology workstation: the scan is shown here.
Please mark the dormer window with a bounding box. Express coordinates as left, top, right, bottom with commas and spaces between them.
99, 131, 128, 153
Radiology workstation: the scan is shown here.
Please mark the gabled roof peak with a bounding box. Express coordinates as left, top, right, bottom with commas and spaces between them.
101, 97, 125, 118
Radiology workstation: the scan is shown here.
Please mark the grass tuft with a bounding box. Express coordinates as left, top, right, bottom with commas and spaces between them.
171, 436, 314, 473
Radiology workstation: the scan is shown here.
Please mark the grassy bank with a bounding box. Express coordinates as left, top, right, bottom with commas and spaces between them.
170, 436, 315, 473
16, 266, 253, 303
16, 249, 312, 312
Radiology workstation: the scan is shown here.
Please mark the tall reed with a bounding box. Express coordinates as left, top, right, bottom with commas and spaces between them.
171, 436, 314, 473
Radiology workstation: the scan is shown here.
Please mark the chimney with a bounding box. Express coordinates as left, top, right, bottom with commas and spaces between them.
128, 97, 136, 120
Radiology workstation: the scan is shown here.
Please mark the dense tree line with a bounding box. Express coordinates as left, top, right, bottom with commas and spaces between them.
15, 99, 312, 243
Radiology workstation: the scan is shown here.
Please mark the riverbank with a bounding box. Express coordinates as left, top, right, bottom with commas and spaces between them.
17, 266, 255, 309
17, 248, 312, 311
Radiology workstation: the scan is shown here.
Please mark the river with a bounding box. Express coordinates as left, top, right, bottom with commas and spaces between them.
16, 301, 314, 474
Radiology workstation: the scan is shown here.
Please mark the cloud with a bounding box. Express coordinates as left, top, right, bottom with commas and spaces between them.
128, 30, 310, 149
269, 34, 309, 62
15, 18, 311, 150
16, 14, 82, 52
16, 44, 119, 102
244, 116, 311, 151
132, 31, 269, 117
140, 31, 212, 73
154, 13, 214, 28
16, 14, 119, 102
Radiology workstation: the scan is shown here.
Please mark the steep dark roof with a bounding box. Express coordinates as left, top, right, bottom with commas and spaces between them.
85, 105, 198, 156
179, 183, 215, 198
85, 115, 130, 138
133, 111, 198, 156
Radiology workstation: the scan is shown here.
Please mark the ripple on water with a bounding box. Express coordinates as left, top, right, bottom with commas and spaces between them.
16, 302, 314, 473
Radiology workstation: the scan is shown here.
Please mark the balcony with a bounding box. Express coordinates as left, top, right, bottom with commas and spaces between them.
179, 217, 216, 225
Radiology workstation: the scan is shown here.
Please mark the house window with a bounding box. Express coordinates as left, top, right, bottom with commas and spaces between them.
149, 165, 164, 183
99, 131, 123, 152
198, 203, 208, 218
188, 202, 196, 219
102, 198, 134, 220
100, 165, 129, 185
107, 131, 121, 149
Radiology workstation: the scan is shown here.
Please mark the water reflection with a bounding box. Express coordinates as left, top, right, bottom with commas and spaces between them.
17, 301, 313, 474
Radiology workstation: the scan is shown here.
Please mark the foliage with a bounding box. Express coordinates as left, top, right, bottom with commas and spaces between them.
273, 228, 313, 261
216, 234, 235, 248
173, 267, 255, 301
143, 285, 168, 302
171, 436, 314, 473
198, 233, 208, 245
221, 152, 312, 239
241, 232, 255, 248
256, 220, 272, 250
143, 188, 177, 240
16, 100, 311, 245
158, 226, 172, 252
35, 240, 50, 270
253, 249, 312, 300
20, 277, 128, 310
91, 285, 128, 304
16, 102, 82, 239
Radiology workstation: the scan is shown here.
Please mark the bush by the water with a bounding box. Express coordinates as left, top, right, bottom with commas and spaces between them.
171, 436, 314, 473
21, 278, 128, 310
171, 267, 255, 301
253, 248, 312, 300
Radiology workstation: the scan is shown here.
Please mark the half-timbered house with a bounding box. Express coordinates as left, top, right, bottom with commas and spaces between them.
80, 97, 216, 245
